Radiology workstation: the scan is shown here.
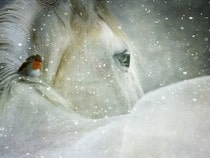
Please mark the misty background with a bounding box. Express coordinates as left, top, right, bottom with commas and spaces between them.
109, 0, 210, 92
0, 0, 209, 93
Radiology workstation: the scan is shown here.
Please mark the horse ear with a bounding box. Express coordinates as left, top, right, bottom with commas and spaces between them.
37, 0, 58, 6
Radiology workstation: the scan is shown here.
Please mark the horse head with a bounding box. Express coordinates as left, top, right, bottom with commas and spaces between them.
0, 0, 144, 118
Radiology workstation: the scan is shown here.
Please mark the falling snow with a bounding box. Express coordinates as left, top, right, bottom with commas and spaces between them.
0, 0, 210, 158
17, 43, 22, 47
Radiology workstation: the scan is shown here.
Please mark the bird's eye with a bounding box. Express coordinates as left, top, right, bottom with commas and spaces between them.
114, 50, 130, 68
35, 59, 41, 62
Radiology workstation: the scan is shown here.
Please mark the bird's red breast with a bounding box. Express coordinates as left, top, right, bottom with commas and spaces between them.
32, 60, 42, 70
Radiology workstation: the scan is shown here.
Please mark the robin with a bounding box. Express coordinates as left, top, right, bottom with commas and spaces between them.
18, 54, 43, 78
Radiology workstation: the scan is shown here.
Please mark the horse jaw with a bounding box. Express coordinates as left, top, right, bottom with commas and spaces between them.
53, 22, 143, 118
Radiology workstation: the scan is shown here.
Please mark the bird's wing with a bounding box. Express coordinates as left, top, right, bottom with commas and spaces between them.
18, 62, 29, 72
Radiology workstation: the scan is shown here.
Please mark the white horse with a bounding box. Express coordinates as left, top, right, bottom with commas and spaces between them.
0, 0, 210, 158
0, 0, 143, 118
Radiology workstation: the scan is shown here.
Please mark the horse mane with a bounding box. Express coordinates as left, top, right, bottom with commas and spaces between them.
0, 0, 40, 91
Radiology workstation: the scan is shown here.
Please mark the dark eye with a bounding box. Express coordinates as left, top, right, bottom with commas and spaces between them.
114, 50, 130, 68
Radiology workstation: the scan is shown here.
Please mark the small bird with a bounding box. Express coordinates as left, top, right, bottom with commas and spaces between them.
18, 54, 43, 78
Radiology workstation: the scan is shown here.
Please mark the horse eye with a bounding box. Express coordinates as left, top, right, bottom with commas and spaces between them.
114, 50, 130, 68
